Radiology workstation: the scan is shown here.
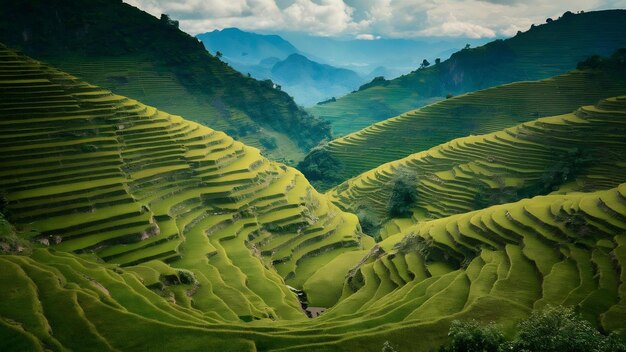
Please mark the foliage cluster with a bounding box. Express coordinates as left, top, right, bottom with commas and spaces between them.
441, 306, 626, 352
386, 168, 418, 218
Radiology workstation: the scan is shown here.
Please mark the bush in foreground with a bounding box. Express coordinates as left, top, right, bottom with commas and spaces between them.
441, 306, 625, 352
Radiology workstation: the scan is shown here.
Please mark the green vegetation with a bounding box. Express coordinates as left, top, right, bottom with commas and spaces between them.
0, 0, 331, 162
308, 10, 626, 137
302, 49, 626, 190
2, 15, 626, 351
387, 169, 418, 218
0, 44, 365, 326
441, 320, 505, 352
329, 96, 626, 238
442, 307, 626, 352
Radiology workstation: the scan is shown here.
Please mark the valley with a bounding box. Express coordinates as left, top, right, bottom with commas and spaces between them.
1, 2, 625, 352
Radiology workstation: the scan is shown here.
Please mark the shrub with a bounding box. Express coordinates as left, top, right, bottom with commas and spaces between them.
440, 307, 626, 352
440, 320, 505, 352
297, 148, 343, 183
357, 210, 381, 239
260, 136, 278, 150
577, 55, 603, 70
505, 306, 626, 352
386, 169, 418, 217
381, 341, 398, 352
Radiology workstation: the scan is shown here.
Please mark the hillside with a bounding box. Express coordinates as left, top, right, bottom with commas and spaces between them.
300, 49, 626, 190
309, 10, 626, 137
328, 96, 626, 239
0, 0, 331, 163
0, 43, 368, 320
1, 43, 626, 352
315, 184, 626, 350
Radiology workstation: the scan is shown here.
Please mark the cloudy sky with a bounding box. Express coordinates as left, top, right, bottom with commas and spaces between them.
124, 0, 626, 39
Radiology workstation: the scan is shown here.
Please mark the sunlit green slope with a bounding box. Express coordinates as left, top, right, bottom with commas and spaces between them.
2, 184, 625, 351
0, 43, 367, 322
329, 96, 626, 238
308, 10, 626, 137
0, 0, 330, 163
312, 184, 626, 350
1, 45, 626, 352
301, 50, 626, 190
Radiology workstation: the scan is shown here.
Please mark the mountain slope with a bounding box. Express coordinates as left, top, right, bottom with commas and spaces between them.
309, 10, 626, 137
3, 185, 626, 351
317, 184, 626, 350
328, 96, 626, 238
1, 44, 625, 351
0, 0, 330, 163
300, 50, 626, 190
0, 43, 367, 321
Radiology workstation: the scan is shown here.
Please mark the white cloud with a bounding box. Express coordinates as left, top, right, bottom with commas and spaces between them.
123, 0, 626, 38
355, 33, 380, 40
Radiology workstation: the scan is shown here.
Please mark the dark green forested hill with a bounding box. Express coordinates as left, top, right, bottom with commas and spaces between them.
0, 0, 330, 163
309, 9, 626, 137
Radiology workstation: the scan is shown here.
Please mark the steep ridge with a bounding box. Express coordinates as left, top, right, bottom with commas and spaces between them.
0, 43, 366, 322
301, 50, 626, 190
0, 0, 330, 163
308, 10, 626, 137
329, 96, 626, 238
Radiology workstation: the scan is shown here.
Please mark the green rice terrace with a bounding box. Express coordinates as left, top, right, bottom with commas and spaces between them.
328, 96, 626, 239
0, 0, 331, 164
301, 49, 626, 191
308, 10, 626, 137
1, 31, 626, 352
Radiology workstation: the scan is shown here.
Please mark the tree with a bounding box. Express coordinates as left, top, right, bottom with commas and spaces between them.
505, 306, 626, 352
440, 320, 505, 352
386, 169, 418, 217
464, 44, 471, 50
420, 59, 431, 69
546, 17, 554, 23
160, 14, 179, 28
382, 341, 398, 352
435, 58, 441, 65
440, 307, 626, 352
215, 51, 223, 59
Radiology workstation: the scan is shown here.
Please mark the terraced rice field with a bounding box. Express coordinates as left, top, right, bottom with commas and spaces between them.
2, 44, 626, 351
321, 185, 626, 348
0, 44, 366, 321
309, 10, 626, 138
43, 54, 305, 163
309, 67, 626, 189
2, 185, 625, 351
329, 96, 626, 237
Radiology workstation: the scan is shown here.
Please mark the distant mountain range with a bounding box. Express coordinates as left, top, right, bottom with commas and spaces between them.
278, 32, 489, 76
198, 28, 368, 106
197, 28, 478, 107
197, 28, 299, 65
